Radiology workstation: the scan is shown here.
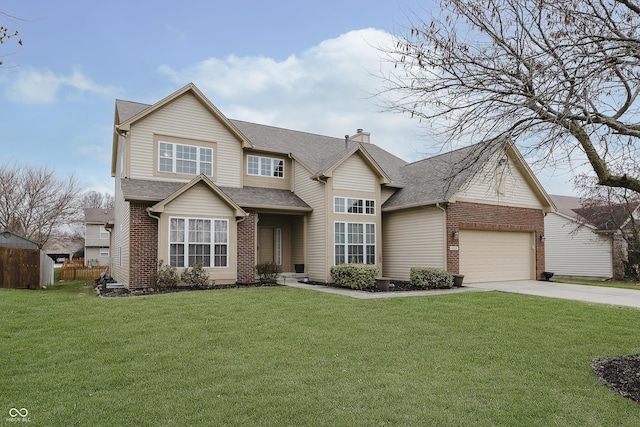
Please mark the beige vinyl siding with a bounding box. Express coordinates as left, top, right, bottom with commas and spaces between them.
161, 182, 234, 217
84, 224, 109, 247
157, 183, 238, 284
544, 212, 613, 278
382, 207, 446, 280
294, 162, 327, 281
128, 92, 242, 187
456, 153, 543, 209
85, 247, 110, 266
332, 155, 377, 192
243, 153, 292, 190
112, 174, 130, 286
381, 187, 396, 204
330, 154, 384, 275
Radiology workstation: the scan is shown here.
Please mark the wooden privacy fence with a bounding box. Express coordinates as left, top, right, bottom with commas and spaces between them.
61, 258, 109, 281
0, 247, 42, 289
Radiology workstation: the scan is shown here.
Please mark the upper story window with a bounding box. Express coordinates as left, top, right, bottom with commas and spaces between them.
99, 226, 109, 239
334, 197, 376, 215
159, 142, 213, 176
247, 155, 284, 178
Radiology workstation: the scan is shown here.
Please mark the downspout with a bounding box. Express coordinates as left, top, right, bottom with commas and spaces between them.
146, 208, 160, 222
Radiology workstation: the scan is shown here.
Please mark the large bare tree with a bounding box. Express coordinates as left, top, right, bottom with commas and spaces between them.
0, 163, 80, 248
381, 0, 640, 193
80, 190, 114, 210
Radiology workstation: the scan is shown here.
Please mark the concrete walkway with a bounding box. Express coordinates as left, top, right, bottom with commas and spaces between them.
283, 278, 640, 308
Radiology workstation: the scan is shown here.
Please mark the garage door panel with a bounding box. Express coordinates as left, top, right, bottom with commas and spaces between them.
459, 230, 533, 283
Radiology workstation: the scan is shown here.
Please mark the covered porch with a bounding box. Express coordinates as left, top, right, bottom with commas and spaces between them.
255, 212, 307, 274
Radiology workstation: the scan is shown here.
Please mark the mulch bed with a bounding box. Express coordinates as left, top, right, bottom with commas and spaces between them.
95, 281, 280, 297
592, 355, 640, 404
304, 280, 455, 292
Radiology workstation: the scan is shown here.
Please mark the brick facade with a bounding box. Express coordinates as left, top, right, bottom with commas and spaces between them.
129, 202, 158, 289
237, 211, 256, 283
446, 201, 545, 280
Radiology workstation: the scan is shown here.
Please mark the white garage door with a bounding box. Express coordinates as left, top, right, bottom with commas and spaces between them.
459, 230, 533, 283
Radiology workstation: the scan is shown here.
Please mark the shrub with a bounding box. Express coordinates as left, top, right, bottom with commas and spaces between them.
181, 263, 213, 288
410, 267, 453, 289
330, 263, 380, 290
154, 260, 179, 289
255, 262, 281, 284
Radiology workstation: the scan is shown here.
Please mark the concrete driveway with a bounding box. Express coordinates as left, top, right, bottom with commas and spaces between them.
468, 280, 640, 309
285, 278, 640, 308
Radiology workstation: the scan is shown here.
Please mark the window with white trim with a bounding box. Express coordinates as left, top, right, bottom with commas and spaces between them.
333, 197, 376, 215
334, 222, 375, 265
100, 226, 109, 239
169, 217, 228, 268
100, 248, 110, 257
159, 142, 213, 176
247, 155, 284, 178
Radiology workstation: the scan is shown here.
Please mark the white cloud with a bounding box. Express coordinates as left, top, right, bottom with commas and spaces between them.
158, 28, 578, 195
5, 67, 119, 104
158, 28, 428, 162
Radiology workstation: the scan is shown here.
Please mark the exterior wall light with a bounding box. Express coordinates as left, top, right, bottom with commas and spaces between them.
452, 231, 459, 240
540, 235, 545, 242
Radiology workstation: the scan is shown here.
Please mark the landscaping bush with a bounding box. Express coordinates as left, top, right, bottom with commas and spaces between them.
410, 267, 454, 289
181, 263, 213, 288
154, 260, 179, 289
255, 262, 281, 284
330, 263, 380, 290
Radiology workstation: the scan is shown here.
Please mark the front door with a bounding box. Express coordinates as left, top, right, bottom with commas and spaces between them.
258, 227, 275, 264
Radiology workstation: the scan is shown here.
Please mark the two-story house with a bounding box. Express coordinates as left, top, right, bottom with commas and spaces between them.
84, 208, 114, 266
110, 83, 554, 289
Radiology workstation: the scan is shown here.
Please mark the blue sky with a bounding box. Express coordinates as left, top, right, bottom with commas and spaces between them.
1, 0, 579, 196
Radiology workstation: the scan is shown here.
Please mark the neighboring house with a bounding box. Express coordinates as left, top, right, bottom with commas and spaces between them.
84, 208, 114, 266
546, 194, 639, 279
43, 241, 75, 264
110, 83, 554, 289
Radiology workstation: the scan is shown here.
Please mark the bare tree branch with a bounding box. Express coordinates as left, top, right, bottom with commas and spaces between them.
0, 163, 81, 248
379, 0, 640, 194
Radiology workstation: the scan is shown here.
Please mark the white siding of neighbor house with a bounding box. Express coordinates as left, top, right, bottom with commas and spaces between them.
456, 152, 543, 209
158, 183, 238, 284
294, 162, 327, 282
332, 154, 377, 193
128, 92, 243, 187
545, 212, 613, 278
382, 206, 446, 281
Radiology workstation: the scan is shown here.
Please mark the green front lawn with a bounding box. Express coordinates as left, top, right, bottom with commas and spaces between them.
2, 280, 640, 426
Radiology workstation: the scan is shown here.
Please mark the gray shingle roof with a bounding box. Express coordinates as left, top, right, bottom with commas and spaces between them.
121, 178, 311, 210
115, 100, 149, 124
115, 98, 518, 211
84, 208, 115, 223
229, 120, 408, 184
383, 136, 508, 209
